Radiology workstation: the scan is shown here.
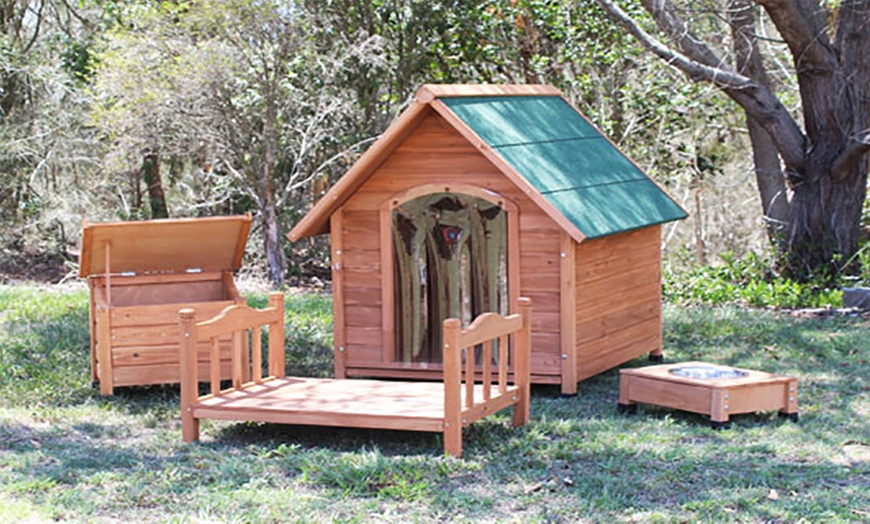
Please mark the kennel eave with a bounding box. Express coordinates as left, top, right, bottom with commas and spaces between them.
80, 215, 252, 395
289, 84, 687, 395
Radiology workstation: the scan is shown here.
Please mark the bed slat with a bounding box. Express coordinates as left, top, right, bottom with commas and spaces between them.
210, 337, 221, 396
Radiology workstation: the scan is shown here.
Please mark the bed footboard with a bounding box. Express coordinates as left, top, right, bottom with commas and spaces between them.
442, 297, 532, 457
178, 292, 285, 442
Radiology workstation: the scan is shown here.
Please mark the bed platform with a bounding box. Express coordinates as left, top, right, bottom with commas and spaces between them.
178, 293, 532, 457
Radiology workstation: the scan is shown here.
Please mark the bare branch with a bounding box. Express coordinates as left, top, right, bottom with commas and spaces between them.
281, 135, 378, 200
593, 0, 807, 171
639, 0, 725, 68
21, 0, 46, 54
753, 0, 838, 73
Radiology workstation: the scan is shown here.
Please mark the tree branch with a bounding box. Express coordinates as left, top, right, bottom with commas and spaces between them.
753, 0, 838, 73
832, 132, 870, 181
639, 0, 724, 68
593, 0, 807, 171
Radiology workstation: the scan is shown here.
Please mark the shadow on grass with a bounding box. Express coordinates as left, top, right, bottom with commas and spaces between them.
1, 288, 866, 520
2, 372, 865, 522
662, 305, 867, 434
215, 422, 444, 456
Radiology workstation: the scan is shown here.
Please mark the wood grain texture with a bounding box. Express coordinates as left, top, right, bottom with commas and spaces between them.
181, 297, 532, 458
416, 84, 562, 103
178, 309, 199, 442
88, 280, 98, 381
96, 308, 113, 395
89, 258, 243, 394
379, 205, 395, 363
620, 362, 798, 423
330, 208, 350, 378
111, 361, 232, 387
574, 225, 663, 373
79, 215, 251, 277
560, 232, 578, 395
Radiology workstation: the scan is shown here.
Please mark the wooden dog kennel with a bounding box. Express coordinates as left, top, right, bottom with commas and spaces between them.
289, 84, 687, 396
79, 215, 252, 395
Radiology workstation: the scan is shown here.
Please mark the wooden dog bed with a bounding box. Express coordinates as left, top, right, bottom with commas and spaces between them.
178, 293, 532, 457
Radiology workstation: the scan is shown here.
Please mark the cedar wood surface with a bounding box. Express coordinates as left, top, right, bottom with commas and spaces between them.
331, 110, 662, 391
337, 110, 564, 381
619, 362, 799, 423
179, 294, 532, 457
574, 226, 663, 383
83, 216, 251, 395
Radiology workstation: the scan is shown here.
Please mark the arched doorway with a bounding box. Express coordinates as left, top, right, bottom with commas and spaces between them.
383, 186, 517, 364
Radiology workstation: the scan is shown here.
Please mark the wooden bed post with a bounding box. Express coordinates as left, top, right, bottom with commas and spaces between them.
178, 308, 200, 442
267, 292, 286, 378
442, 318, 463, 457
513, 298, 532, 427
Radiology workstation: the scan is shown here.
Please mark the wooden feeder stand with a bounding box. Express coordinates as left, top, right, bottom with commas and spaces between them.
618, 361, 799, 429
79, 215, 252, 395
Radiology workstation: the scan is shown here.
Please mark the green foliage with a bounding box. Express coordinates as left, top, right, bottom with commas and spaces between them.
59, 37, 98, 85
664, 251, 847, 309
247, 291, 334, 377
0, 285, 94, 406
0, 285, 868, 521
297, 449, 451, 500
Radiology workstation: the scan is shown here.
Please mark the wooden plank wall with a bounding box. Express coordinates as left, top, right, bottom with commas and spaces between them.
90, 269, 244, 391
574, 226, 662, 382
96, 300, 237, 387
91, 272, 230, 307
339, 111, 564, 379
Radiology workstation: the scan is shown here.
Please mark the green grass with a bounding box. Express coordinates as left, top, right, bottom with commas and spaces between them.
1, 284, 867, 522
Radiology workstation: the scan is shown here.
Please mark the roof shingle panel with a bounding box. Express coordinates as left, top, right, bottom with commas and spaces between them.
441, 95, 686, 239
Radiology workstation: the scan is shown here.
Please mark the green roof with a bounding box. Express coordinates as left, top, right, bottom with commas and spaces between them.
441, 96, 687, 239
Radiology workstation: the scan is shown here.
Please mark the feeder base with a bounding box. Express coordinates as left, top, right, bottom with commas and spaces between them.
618, 361, 798, 428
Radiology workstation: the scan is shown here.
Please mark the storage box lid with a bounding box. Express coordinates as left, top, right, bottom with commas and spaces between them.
78, 214, 252, 277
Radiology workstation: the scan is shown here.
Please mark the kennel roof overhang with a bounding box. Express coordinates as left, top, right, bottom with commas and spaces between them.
79, 214, 252, 277
287, 84, 687, 243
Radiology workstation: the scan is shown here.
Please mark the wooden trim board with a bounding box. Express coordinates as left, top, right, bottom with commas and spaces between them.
416, 84, 562, 103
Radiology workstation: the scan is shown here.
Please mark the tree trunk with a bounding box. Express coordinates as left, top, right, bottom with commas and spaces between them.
142, 146, 169, 219
593, 0, 870, 281
729, 0, 790, 249
778, 0, 870, 280
784, 151, 868, 279
259, 93, 286, 287
261, 185, 286, 286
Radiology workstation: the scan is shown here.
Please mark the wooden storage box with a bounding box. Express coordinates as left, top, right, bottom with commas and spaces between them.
79, 215, 252, 395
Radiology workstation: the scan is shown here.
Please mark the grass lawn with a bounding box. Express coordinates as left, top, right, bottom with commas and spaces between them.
0, 283, 867, 522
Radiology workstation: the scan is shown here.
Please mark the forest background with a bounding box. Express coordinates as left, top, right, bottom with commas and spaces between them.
1, 0, 868, 294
